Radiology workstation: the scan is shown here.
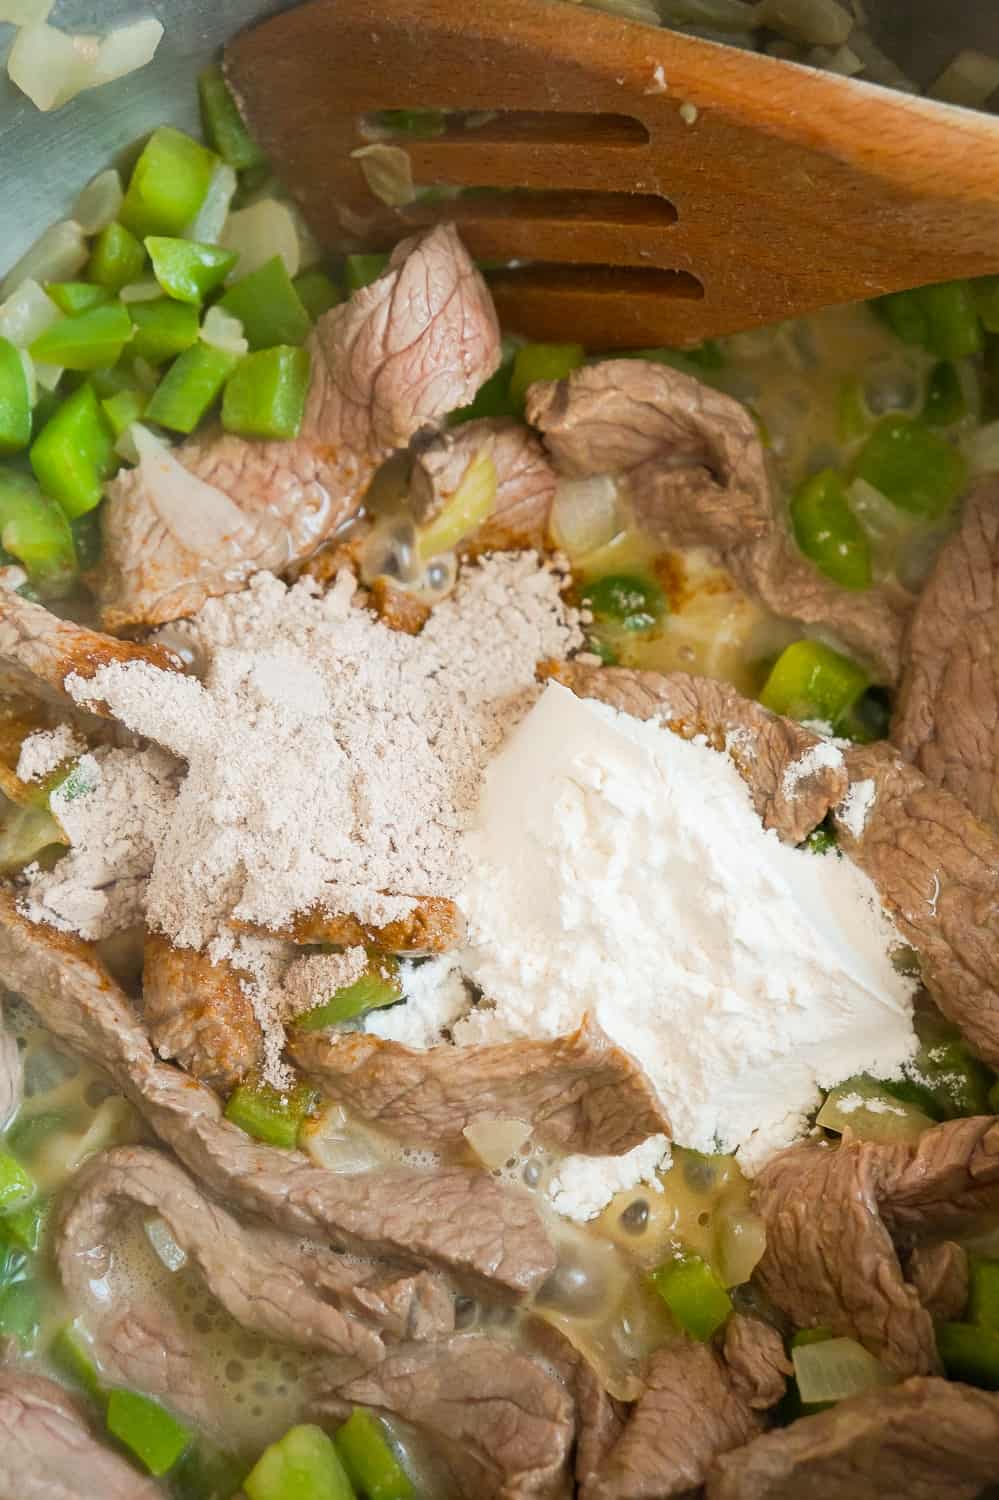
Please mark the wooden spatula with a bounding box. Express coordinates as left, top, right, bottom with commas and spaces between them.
225, 0, 999, 348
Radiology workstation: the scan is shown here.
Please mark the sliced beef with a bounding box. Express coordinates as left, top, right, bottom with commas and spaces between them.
723, 1315, 793, 1410
0, 589, 179, 712
579, 1333, 771, 1500
706, 1377, 999, 1500
893, 476, 999, 826
310, 1334, 576, 1500
0, 890, 554, 1299
752, 1137, 939, 1377
142, 933, 262, 1091
527, 360, 908, 680
832, 742, 999, 1065
874, 1115, 999, 1236
0, 1006, 21, 1133
410, 418, 557, 551
248, 895, 465, 954
907, 1240, 968, 1322
574, 1358, 628, 1491
549, 661, 847, 844
97, 224, 500, 629
0, 1368, 161, 1500
290, 1015, 669, 1156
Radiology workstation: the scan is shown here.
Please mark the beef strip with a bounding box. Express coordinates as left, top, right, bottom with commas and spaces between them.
0, 1368, 162, 1500
873, 1115, 999, 1236
0, 891, 554, 1298
142, 933, 262, 1091
243, 894, 465, 954
0, 588, 180, 713
574, 1358, 628, 1492
893, 476, 999, 826
410, 418, 557, 552
580, 1330, 775, 1500
548, 661, 847, 844
527, 360, 908, 680
907, 1240, 969, 1322
832, 741, 999, 1065
97, 223, 500, 629
290, 1015, 670, 1156
0, 1004, 21, 1133
723, 1315, 793, 1410
310, 1334, 576, 1500
752, 1137, 940, 1377
706, 1377, 999, 1500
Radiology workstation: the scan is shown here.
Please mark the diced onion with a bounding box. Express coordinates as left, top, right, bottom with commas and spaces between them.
929, 50, 999, 110
463, 1119, 532, 1168
201, 306, 248, 356
144, 1215, 188, 1272
792, 1337, 895, 1404
221, 198, 302, 280
963, 420, 999, 478
351, 145, 416, 208
807, 43, 863, 76
300, 1104, 383, 1174
816, 1077, 934, 1143
551, 474, 621, 560
7, 22, 99, 112
0, 221, 87, 301
846, 477, 912, 546
72, 169, 123, 235
33, 1096, 135, 1189
91, 18, 163, 88
0, 278, 59, 348
120, 280, 163, 304
0, 0, 52, 20
754, 0, 852, 45
186, 162, 238, 245
716, 1210, 767, 1287
659, 0, 759, 30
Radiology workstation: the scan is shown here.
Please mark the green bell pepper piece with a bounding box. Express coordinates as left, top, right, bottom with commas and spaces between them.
71, 511, 102, 570
293, 271, 343, 323
0, 469, 77, 595
127, 298, 200, 365
0, 1151, 35, 1216
0, 1278, 40, 1348
101, 388, 148, 439
373, 107, 446, 138
52, 1319, 104, 1399
144, 342, 242, 434
4, 1198, 47, 1254
172, 1441, 246, 1500
874, 289, 928, 347
649, 1251, 732, 1341
245, 1424, 357, 1500
30, 384, 115, 519
918, 280, 984, 359
221, 345, 310, 440
886, 1033, 993, 1121
344, 254, 391, 293
297, 962, 402, 1031
146, 237, 239, 305
968, 1258, 999, 1330
790, 469, 872, 590
46, 282, 112, 317
120, 127, 218, 241
0, 338, 31, 456
219, 257, 311, 349
974, 275, 999, 335
760, 640, 868, 727
923, 361, 966, 427
450, 358, 518, 425
584, 573, 666, 632
30, 304, 134, 372
851, 414, 967, 520
335, 1410, 413, 1500
837, 376, 871, 444
106, 1389, 193, 1476
938, 1322, 999, 1390
198, 65, 268, 171
88, 222, 147, 293
224, 1079, 319, 1150
508, 341, 585, 412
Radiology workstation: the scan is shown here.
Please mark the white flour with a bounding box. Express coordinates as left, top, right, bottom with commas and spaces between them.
16, 725, 84, 783
548, 1136, 672, 1222
280, 949, 368, 1020
839, 778, 877, 838
366, 955, 470, 1048
781, 740, 844, 798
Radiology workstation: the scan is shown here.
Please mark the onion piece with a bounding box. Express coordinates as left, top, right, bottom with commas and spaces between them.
463, 1119, 532, 1169
7, 22, 99, 112
186, 162, 238, 245
816, 1076, 934, 1143
144, 1215, 188, 1273
221, 198, 302, 280
72, 169, 123, 235
807, 43, 863, 76
551, 474, 621, 560
659, 0, 759, 29
754, 0, 852, 45
0, 278, 59, 348
201, 306, 248, 356
120, 280, 162, 304
91, 18, 163, 88
0, 0, 52, 20
299, 1103, 383, 1174
963, 420, 999, 478
929, 50, 999, 110
0, 221, 87, 301
715, 1209, 767, 1287
351, 145, 416, 208
792, 1336, 895, 1405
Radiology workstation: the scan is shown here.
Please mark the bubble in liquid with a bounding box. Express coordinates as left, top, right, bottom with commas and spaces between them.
523, 1161, 541, 1188
619, 1199, 649, 1235
225, 1361, 245, 1383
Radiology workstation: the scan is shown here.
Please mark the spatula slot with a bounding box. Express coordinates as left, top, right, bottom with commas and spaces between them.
485, 263, 704, 300
363, 109, 650, 147
403, 190, 678, 228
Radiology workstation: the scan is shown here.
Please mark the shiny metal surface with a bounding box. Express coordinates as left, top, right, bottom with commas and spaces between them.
0, 0, 996, 270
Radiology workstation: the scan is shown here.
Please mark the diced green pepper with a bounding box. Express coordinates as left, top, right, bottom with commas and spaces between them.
0, 338, 31, 456
923, 361, 966, 427
837, 376, 870, 444
450, 358, 518, 425
968, 1258, 999, 1330
293, 271, 343, 323
508, 342, 585, 412
0, 1226, 27, 1290
886, 1035, 993, 1121
373, 107, 446, 138
584, 573, 666, 632
221, 346, 310, 440
918, 280, 984, 359
30, 304, 134, 373
224, 1078, 319, 1149
297, 961, 402, 1031
648, 1251, 732, 1341
874, 289, 928, 347
790, 469, 872, 591
974, 276, 999, 335
335, 1409, 413, 1500
759, 640, 868, 727
4, 1198, 48, 1254
938, 1322, 999, 1390
127, 298, 200, 365
219, 257, 311, 349
803, 823, 838, 856
198, 66, 268, 171
52, 1319, 104, 1399
30, 384, 115, 519
0, 1151, 35, 1215
245, 1424, 357, 1500
0, 469, 77, 596
145, 237, 238, 306
344, 254, 391, 293
120, 127, 218, 240
144, 342, 242, 434
46, 282, 112, 317
851, 415, 967, 520
88, 222, 147, 293
72, 511, 102, 571
0, 1278, 39, 1348
101, 388, 148, 439
106, 1388, 193, 1476
171, 1441, 246, 1500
